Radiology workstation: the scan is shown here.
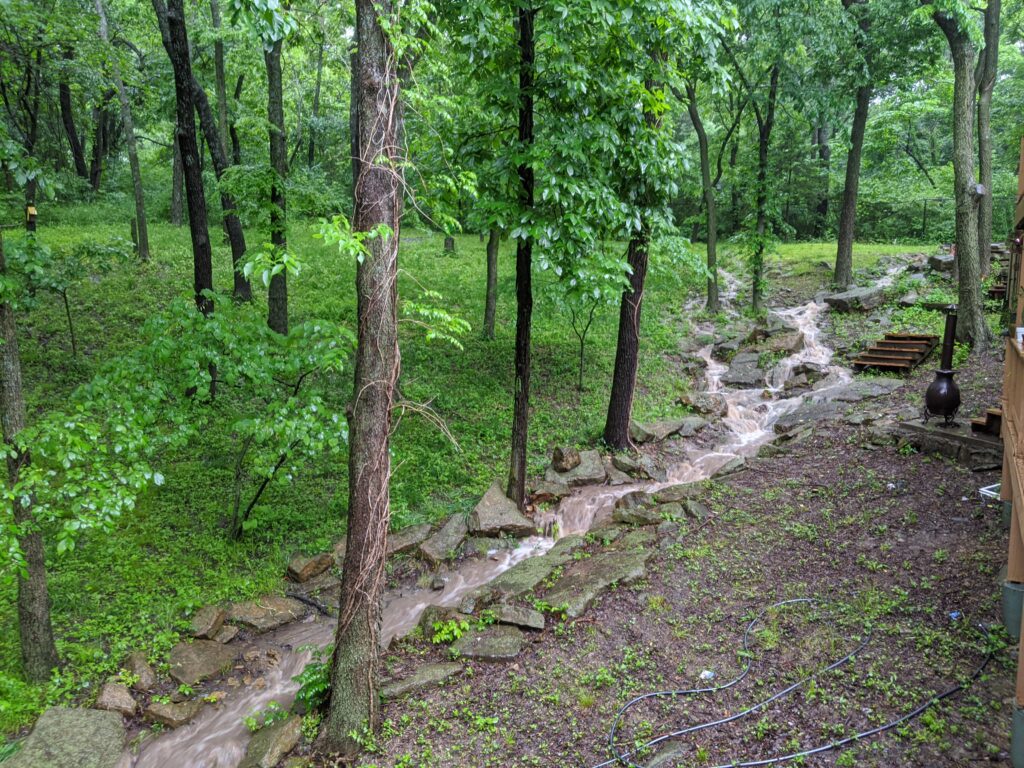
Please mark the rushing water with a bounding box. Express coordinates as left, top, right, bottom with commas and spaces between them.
123, 282, 874, 767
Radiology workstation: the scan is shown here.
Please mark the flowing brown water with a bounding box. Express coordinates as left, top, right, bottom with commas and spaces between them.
124, 265, 904, 766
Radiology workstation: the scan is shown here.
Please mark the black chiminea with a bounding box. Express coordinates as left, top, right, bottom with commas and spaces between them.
923, 305, 961, 426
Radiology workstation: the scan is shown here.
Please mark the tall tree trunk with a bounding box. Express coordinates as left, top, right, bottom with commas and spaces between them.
0, 234, 59, 684
210, 0, 230, 155
483, 227, 499, 339
322, 0, 401, 757
976, 0, 1000, 276
96, 0, 149, 261
603, 231, 650, 450
230, 74, 244, 166
934, 10, 988, 347
59, 50, 89, 180
266, 40, 288, 334
506, 5, 535, 509
308, 37, 324, 166
170, 133, 184, 225
191, 70, 252, 300
89, 90, 114, 192
751, 65, 780, 312
155, 0, 214, 313
835, 85, 871, 289
349, 44, 360, 201
685, 83, 719, 312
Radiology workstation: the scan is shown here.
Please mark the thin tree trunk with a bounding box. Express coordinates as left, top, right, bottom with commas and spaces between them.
266, 40, 288, 334
507, 5, 535, 510
89, 90, 114, 192
934, 10, 988, 347
96, 0, 149, 261
483, 227, 499, 339
308, 37, 324, 166
59, 50, 89, 180
835, 84, 871, 289
752, 65, 780, 312
191, 70, 252, 300
685, 83, 719, 312
230, 74, 244, 166
155, 0, 214, 313
603, 232, 650, 449
976, 0, 1000, 276
0, 233, 59, 683
210, 0, 230, 155
322, 0, 402, 757
170, 133, 184, 225
815, 123, 830, 237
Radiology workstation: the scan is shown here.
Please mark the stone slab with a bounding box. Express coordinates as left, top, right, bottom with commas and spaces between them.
228, 597, 305, 632
450, 625, 523, 662
240, 715, 301, 768
168, 640, 238, 686
380, 663, 463, 700
419, 514, 469, 564
544, 549, 652, 618
387, 523, 432, 556
469, 480, 536, 537
7, 708, 125, 768
544, 449, 606, 487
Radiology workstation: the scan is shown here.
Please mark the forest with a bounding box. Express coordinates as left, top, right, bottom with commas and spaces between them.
0, 0, 1022, 766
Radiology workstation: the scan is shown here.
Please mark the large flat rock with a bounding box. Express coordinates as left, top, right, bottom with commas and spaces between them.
630, 417, 707, 444
828, 377, 903, 402
240, 715, 301, 768
543, 549, 652, 618
144, 700, 205, 728
381, 662, 464, 700
168, 640, 238, 686
544, 449, 606, 487
387, 523, 432, 556
469, 480, 536, 537
8, 708, 125, 768
419, 514, 469, 564
721, 352, 764, 388
228, 596, 305, 632
451, 625, 523, 662
824, 285, 885, 312
487, 535, 586, 598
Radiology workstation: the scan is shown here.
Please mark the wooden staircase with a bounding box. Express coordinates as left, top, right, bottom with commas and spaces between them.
852, 333, 939, 374
971, 408, 1003, 436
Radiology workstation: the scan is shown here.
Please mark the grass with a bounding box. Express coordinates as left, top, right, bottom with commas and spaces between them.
0, 198, 936, 736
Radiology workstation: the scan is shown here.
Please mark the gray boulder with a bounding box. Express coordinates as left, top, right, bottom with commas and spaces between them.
551, 446, 581, 473
240, 715, 301, 768
93, 683, 136, 717
190, 605, 226, 640
227, 597, 305, 632
451, 625, 524, 662
286, 553, 333, 583
387, 523, 432, 556
721, 352, 764, 388
824, 286, 885, 312
419, 514, 469, 564
168, 639, 238, 686
381, 663, 464, 700
928, 253, 955, 272
544, 449, 606, 487
469, 480, 535, 537
144, 700, 205, 728
7, 708, 125, 768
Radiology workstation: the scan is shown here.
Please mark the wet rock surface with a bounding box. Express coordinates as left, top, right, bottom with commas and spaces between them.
286, 552, 333, 583
93, 683, 137, 717
419, 514, 470, 564
144, 700, 205, 729
545, 449, 607, 487
228, 597, 305, 632
8, 708, 125, 768
388, 523, 432, 556
721, 352, 765, 388
381, 662, 464, 700
544, 548, 652, 618
239, 715, 302, 768
451, 625, 524, 661
469, 480, 536, 537
168, 639, 238, 686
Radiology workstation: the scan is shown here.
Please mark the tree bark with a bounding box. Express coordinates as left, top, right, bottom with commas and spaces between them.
59, 50, 89, 180
155, 0, 214, 314
322, 0, 401, 758
0, 233, 59, 683
934, 9, 988, 347
230, 75, 244, 166
835, 84, 871, 288
751, 64, 780, 312
814, 123, 830, 237
191, 70, 252, 300
266, 40, 288, 334
483, 227, 499, 339
308, 36, 324, 166
976, 0, 1000, 276
170, 133, 184, 226
603, 231, 650, 450
89, 89, 114, 192
96, 0, 149, 261
210, 0, 230, 156
507, 5, 535, 510
685, 83, 719, 312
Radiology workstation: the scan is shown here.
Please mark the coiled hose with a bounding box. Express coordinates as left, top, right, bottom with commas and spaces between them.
593, 598, 994, 768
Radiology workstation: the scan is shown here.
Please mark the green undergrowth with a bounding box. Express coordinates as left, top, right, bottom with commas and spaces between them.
0, 203, 937, 736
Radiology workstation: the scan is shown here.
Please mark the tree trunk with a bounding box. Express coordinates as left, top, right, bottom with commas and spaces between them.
603, 232, 650, 450
191, 70, 252, 300
814, 123, 831, 237
506, 5, 535, 510
0, 233, 59, 683
349, 44, 360, 202
934, 10, 988, 348
230, 75, 244, 166
483, 227, 499, 339
976, 0, 1000, 276
685, 83, 718, 312
834, 84, 871, 289
89, 90, 114, 192
59, 50, 89, 180
266, 40, 288, 334
210, 0, 230, 156
752, 65, 780, 312
170, 133, 184, 226
96, 0, 149, 261
308, 37, 324, 166
322, 0, 402, 758
155, 0, 214, 314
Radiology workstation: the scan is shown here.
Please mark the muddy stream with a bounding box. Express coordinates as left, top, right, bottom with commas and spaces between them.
122, 268, 896, 767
